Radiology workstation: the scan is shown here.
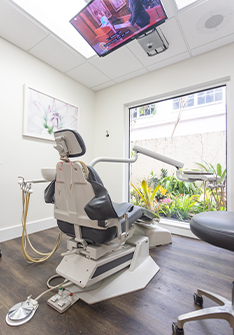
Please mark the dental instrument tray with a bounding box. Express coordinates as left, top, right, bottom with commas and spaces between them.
183, 170, 214, 175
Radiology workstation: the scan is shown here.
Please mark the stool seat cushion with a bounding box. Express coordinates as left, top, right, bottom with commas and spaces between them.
190, 211, 234, 252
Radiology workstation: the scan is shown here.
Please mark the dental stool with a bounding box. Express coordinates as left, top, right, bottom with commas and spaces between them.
172, 211, 234, 335
47, 129, 159, 312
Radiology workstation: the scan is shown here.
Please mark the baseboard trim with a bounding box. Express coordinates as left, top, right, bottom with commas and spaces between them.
0, 218, 57, 243
159, 218, 197, 239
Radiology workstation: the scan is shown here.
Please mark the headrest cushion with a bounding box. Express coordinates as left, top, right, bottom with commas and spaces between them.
54, 129, 86, 158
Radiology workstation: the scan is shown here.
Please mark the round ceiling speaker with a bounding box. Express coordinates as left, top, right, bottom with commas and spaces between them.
196, 6, 233, 34
205, 14, 224, 29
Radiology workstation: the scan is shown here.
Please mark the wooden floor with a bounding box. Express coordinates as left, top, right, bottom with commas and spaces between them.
0, 228, 234, 335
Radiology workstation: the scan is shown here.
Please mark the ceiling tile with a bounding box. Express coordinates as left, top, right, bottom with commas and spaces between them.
92, 81, 116, 91
178, 0, 234, 50
146, 51, 189, 71
0, 0, 49, 51
114, 68, 148, 83
89, 47, 144, 79
161, 0, 177, 18
191, 32, 234, 56
66, 62, 110, 88
29, 35, 86, 73
127, 17, 189, 66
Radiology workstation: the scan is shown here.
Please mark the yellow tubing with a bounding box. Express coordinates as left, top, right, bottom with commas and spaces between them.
21, 189, 62, 263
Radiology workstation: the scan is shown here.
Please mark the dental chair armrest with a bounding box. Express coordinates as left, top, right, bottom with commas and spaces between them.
84, 181, 120, 222
84, 194, 118, 222
112, 202, 134, 217
135, 206, 154, 221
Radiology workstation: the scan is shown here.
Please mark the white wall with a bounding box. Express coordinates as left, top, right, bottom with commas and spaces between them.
94, 43, 234, 211
0, 37, 95, 241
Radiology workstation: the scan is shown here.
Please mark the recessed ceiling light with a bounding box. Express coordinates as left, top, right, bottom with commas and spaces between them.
11, 0, 96, 58
174, 0, 199, 10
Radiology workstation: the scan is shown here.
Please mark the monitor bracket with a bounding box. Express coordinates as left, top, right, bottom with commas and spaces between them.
137, 27, 169, 56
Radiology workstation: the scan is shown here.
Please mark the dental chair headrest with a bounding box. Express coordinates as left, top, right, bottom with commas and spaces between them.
54, 129, 86, 158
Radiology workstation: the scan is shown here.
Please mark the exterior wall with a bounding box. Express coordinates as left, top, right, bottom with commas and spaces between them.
130, 131, 226, 185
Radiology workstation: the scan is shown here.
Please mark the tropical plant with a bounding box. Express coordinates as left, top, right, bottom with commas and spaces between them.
130, 187, 141, 206
160, 173, 199, 196
193, 189, 217, 214
172, 194, 200, 221
158, 198, 176, 218
195, 161, 226, 211
147, 169, 167, 189
155, 185, 167, 200
130, 180, 161, 212
195, 161, 226, 184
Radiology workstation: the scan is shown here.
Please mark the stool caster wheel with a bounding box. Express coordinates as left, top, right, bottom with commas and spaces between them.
194, 293, 203, 307
0, 250, 2, 258
172, 322, 184, 335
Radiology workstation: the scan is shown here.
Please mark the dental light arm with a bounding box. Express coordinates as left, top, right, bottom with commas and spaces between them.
132, 144, 184, 170
89, 145, 184, 170
89, 151, 138, 167
89, 144, 219, 183
132, 146, 219, 183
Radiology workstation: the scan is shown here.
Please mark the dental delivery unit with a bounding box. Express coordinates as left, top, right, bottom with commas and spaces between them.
6, 129, 219, 326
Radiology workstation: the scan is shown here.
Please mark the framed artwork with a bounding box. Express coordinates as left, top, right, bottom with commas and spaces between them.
23, 85, 78, 141
87, 0, 112, 25
109, 0, 126, 11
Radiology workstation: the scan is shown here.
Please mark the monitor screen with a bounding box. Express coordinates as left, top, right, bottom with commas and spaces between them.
70, 0, 167, 57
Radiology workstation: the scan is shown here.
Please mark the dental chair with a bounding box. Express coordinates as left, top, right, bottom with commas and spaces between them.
47, 129, 159, 312
172, 211, 234, 335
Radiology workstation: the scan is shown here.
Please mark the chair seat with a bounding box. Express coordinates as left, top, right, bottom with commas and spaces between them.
57, 205, 149, 244
190, 211, 234, 252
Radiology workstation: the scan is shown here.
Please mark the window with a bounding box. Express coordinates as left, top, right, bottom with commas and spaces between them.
173, 88, 224, 109
197, 88, 223, 106
173, 95, 194, 110
197, 92, 205, 105
129, 85, 227, 230
131, 104, 156, 119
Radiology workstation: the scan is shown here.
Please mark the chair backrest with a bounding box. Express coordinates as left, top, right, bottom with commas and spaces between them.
53, 129, 121, 244
54, 160, 99, 228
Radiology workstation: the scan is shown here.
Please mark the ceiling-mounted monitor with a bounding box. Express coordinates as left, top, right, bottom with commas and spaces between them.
70, 0, 167, 57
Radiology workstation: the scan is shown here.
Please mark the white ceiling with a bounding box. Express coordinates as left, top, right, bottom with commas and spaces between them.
0, 0, 234, 91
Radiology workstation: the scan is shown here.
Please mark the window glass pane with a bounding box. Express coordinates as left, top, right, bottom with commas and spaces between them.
145, 106, 150, 116
173, 99, 179, 110
186, 95, 194, 108
215, 88, 223, 101
206, 90, 214, 103
139, 107, 145, 117
133, 108, 137, 118
197, 92, 205, 105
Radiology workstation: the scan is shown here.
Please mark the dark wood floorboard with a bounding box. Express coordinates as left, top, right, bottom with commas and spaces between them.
0, 228, 233, 335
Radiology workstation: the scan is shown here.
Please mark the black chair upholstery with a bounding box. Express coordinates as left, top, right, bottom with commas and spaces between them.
190, 211, 234, 252
172, 211, 234, 335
